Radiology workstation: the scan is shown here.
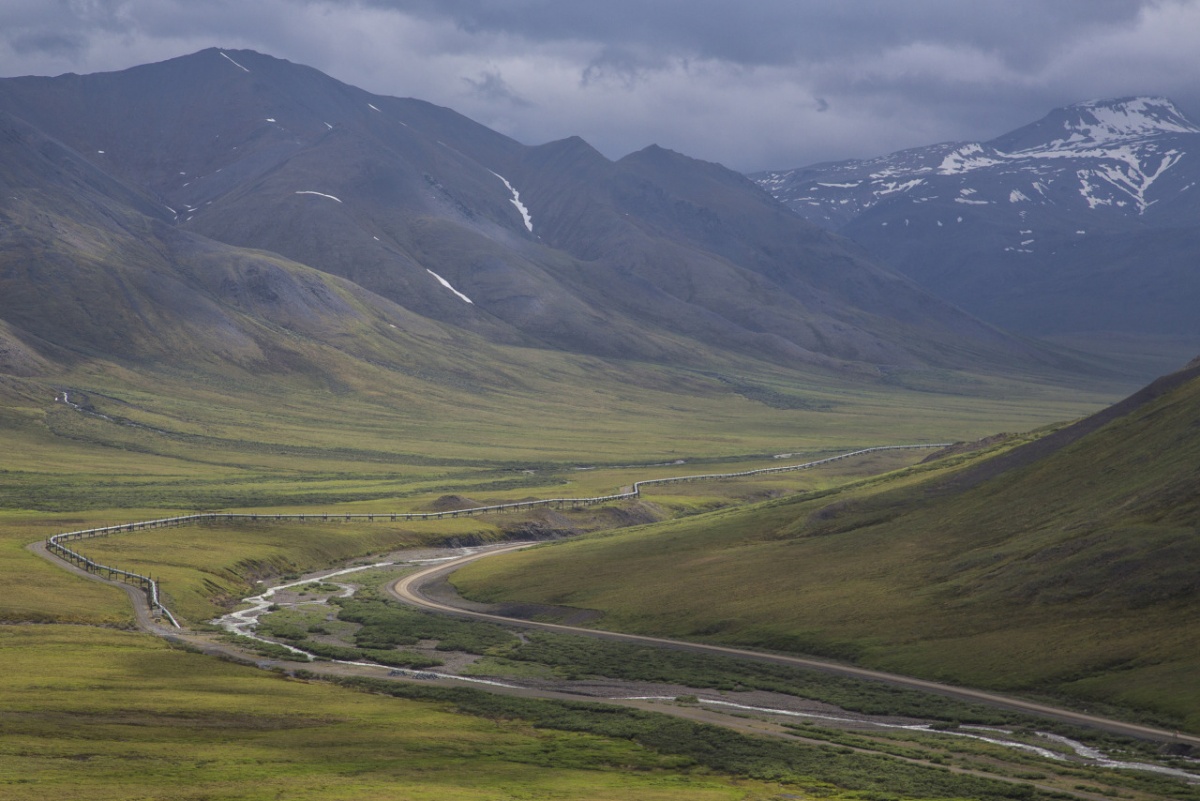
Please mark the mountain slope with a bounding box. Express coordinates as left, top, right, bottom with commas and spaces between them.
754, 97, 1200, 341
0, 48, 1087, 375
453, 355, 1200, 728
0, 105, 513, 384
0, 49, 1134, 489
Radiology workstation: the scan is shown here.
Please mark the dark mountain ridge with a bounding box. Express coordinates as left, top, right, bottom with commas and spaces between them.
0, 103, 480, 381
0, 48, 1090, 380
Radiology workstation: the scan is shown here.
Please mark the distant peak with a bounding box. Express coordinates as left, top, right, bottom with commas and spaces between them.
1074, 95, 1180, 113
621, 143, 718, 169
560, 134, 595, 148
539, 135, 593, 149
986, 95, 1200, 154
621, 143, 673, 161
533, 135, 607, 159
524, 135, 610, 171
1063, 96, 1200, 136
1038, 96, 1197, 147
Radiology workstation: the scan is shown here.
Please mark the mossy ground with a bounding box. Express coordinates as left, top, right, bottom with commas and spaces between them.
0, 625, 792, 801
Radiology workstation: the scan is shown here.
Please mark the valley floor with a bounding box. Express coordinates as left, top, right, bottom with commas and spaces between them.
25, 528, 1200, 801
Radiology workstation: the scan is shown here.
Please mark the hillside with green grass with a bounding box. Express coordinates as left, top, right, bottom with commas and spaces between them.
453, 358, 1200, 732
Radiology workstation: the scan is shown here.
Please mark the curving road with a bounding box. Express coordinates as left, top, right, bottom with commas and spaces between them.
389, 544, 1200, 748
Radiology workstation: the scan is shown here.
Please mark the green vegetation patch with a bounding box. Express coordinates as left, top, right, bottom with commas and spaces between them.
333, 675, 1055, 801
274, 586, 1018, 722
501, 630, 1019, 723
64, 520, 443, 622
333, 595, 517, 654
0, 625, 787, 801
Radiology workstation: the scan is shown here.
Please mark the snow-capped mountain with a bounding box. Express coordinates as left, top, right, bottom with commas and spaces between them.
752, 97, 1200, 339
757, 97, 1199, 227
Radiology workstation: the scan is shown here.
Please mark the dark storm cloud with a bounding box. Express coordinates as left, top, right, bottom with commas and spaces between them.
463, 68, 532, 107
357, 0, 1145, 66
8, 30, 86, 59
1, 0, 1198, 172
4, 0, 131, 51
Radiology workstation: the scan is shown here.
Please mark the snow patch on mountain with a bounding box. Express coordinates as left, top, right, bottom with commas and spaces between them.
1051, 97, 1200, 146
939, 144, 1005, 175
426, 270, 474, 304
295, 191, 342, 203
489, 171, 534, 232
877, 179, 923, 196
219, 51, 249, 73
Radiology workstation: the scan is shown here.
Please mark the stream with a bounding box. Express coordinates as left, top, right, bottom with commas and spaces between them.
214, 549, 1200, 785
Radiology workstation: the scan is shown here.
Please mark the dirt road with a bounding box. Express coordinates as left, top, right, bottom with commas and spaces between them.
389, 543, 1200, 748
32, 538, 1194, 798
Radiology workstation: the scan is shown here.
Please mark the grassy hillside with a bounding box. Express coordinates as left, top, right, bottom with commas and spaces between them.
453, 360, 1200, 731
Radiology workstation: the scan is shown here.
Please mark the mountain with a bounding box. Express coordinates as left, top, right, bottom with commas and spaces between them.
753, 97, 1200, 342
0, 48, 1079, 378
452, 353, 1200, 728
0, 105, 487, 382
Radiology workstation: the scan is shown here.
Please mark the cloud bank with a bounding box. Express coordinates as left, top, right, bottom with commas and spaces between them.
2, 0, 1199, 171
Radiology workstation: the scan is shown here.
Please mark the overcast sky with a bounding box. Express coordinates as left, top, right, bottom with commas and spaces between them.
3, 0, 1199, 172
